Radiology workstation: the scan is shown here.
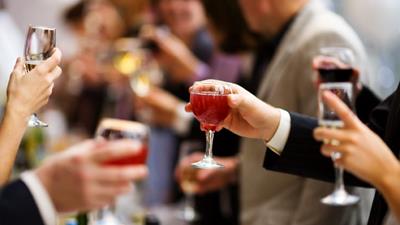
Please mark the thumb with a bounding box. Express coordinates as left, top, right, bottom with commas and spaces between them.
227, 94, 243, 109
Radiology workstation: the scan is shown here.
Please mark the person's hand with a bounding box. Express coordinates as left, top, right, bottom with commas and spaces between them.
5, 48, 62, 121
175, 152, 238, 194
141, 25, 201, 83
35, 139, 148, 213
135, 86, 182, 127
313, 91, 400, 190
185, 80, 281, 141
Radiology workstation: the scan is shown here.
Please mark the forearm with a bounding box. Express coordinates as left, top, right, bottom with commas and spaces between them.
0, 109, 28, 184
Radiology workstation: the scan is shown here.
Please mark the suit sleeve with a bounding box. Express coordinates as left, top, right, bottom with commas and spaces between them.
263, 90, 395, 187
263, 112, 369, 187
0, 179, 44, 225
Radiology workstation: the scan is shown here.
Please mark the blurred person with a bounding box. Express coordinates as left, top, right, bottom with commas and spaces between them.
146, 0, 213, 86
136, 0, 254, 224
109, 0, 154, 36
58, 0, 127, 136
0, 139, 148, 225
184, 79, 400, 225
176, 1, 378, 225
126, 0, 214, 209
0, 49, 62, 185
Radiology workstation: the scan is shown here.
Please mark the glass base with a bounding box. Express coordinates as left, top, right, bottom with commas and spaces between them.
321, 189, 360, 206
28, 114, 48, 128
177, 206, 198, 222
192, 157, 223, 169
91, 207, 123, 225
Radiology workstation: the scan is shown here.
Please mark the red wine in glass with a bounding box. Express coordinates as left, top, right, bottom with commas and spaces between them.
189, 81, 232, 169
313, 47, 357, 84
190, 93, 230, 131
96, 119, 149, 166
318, 68, 354, 83
93, 118, 149, 223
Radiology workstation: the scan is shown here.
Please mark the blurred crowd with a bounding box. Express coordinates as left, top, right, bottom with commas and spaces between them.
1, 0, 400, 225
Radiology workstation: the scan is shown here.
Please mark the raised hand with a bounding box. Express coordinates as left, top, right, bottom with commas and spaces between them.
35, 139, 148, 212
6, 48, 62, 120
313, 91, 400, 189
185, 80, 281, 141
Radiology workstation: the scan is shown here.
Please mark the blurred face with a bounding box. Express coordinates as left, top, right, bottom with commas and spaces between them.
158, 0, 206, 37
239, 0, 270, 32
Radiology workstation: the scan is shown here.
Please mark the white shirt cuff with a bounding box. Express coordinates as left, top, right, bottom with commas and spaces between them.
172, 103, 194, 135
265, 109, 291, 155
21, 171, 58, 225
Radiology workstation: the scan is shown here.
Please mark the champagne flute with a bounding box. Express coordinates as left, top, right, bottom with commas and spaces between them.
93, 118, 149, 224
318, 82, 359, 205
189, 81, 232, 169
24, 25, 56, 127
313, 47, 357, 84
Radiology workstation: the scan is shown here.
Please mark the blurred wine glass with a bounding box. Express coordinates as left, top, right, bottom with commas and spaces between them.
93, 118, 149, 225
24, 25, 56, 127
112, 38, 163, 97
177, 141, 202, 222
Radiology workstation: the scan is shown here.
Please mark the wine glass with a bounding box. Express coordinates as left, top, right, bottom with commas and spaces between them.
112, 38, 163, 97
313, 47, 357, 84
24, 25, 56, 127
318, 82, 359, 206
93, 118, 149, 224
189, 81, 232, 169
177, 140, 202, 222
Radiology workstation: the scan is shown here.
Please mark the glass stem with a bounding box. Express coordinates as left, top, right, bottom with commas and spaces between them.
334, 164, 346, 192
185, 192, 195, 212
204, 130, 215, 159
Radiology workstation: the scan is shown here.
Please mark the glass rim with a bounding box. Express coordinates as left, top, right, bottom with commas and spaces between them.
319, 82, 352, 89
190, 80, 232, 95
319, 46, 353, 53
28, 25, 56, 31
96, 118, 149, 135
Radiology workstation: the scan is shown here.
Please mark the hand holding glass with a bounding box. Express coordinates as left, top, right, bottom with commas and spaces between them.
93, 118, 149, 224
318, 82, 359, 205
24, 25, 56, 127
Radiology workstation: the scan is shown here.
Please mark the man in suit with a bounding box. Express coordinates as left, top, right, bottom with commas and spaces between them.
180, 0, 375, 224
0, 139, 147, 225
184, 79, 399, 225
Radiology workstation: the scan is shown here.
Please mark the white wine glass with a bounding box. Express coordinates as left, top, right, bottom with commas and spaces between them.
24, 25, 56, 127
177, 140, 202, 222
318, 82, 359, 206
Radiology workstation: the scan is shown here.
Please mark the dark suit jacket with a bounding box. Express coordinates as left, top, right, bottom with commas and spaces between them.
0, 179, 44, 225
263, 86, 399, 225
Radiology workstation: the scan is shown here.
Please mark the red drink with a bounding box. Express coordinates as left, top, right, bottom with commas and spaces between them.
104, 145, 148, 166
96, 119, 149, 166
190, 92, 230, 131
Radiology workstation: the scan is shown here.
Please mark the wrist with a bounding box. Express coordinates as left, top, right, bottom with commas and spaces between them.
4, 104, 31, 125
2, 107, 29, 129
262, 106, 281, 142
35, 163, 57, 211
375, 163, 400, 196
